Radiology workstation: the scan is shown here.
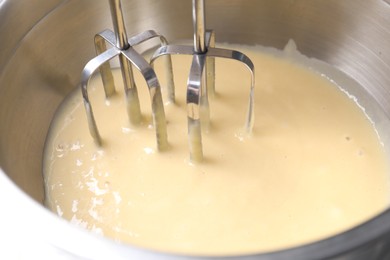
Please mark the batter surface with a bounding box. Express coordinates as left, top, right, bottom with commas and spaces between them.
44, 44, 390, 255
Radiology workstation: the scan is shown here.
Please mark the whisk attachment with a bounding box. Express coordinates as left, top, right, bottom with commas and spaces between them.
151, 0, 255, 162
80, 0, 174, 151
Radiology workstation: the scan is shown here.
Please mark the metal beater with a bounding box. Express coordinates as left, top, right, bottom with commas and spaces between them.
80, 0, 174, 151
151, 0, 255, 162
81, 0, 255, 163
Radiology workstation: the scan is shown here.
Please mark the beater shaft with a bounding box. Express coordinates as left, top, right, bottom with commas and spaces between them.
193, 0, 207, 54
109, 0, 142, 125
109, 0, 129, 49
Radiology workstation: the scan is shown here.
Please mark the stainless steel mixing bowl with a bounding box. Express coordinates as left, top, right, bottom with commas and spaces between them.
1, 0, 390, 259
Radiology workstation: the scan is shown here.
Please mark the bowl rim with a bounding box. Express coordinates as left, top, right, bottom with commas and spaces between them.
1, 168, 390, 260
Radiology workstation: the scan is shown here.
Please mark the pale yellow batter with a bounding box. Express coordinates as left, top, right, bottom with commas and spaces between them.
43, 44, 390, 255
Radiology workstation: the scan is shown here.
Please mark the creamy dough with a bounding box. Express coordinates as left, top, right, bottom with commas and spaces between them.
43, 44, 390, 255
